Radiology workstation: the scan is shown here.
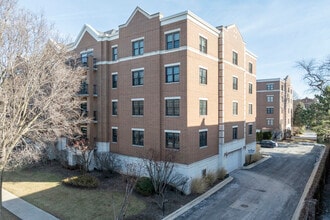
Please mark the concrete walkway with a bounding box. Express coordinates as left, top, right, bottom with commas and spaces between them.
2, 189, 59, 220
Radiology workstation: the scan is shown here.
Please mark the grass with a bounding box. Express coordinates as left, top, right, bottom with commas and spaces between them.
2, 208, 19, 220
3, 167, 146, 220
245, 144, 263, 166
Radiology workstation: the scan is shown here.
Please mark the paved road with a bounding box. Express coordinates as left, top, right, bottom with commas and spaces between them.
176, 142, 323, 220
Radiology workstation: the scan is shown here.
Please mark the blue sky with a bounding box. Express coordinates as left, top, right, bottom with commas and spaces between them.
18, 0, 330, 98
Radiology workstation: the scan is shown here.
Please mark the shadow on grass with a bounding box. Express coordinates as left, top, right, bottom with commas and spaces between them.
3, 163, 146, 220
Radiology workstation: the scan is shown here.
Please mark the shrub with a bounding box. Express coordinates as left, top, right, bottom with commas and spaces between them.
262, 131, 272, 140
62, 174, 99, 188
216, 168, 227, 180
204, 172, 217, 187
135, 177, 154, 196
190, 178, 207, 194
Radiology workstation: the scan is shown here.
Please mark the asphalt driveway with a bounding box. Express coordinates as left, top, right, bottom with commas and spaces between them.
176, 142, 323, 220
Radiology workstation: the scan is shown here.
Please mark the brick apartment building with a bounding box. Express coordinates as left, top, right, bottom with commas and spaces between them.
68, 7, 257, 180
256, 76, 293, 139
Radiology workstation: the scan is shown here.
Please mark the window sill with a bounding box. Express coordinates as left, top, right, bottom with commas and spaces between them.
132, 145, 144, 148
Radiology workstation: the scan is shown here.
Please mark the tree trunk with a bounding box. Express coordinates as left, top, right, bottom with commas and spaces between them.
0, 167, 5, 218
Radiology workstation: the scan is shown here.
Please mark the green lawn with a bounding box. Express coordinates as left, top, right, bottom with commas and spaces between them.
3, 168, 146, 219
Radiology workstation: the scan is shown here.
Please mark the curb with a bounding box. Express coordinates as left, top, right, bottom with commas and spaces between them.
291, 144, 326, 220
163, 176, 233, 220
242, 155, 271, 170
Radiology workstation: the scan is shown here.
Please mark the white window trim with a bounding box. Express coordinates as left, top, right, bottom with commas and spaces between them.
165, 62, 180, 67
199, 128, 208, 132
232, 125, 238, 128
112, 126, 118, 129
80, 48, 94, 54
199, 65, 208, 70
131, 98, 144, 101
164, 28, 181, 35
131, 67, 144, 72
131, 37, 144, 42
164, 130, 181, 134
111, 44, 118, 48
132, 128, 144, 132
112, 99, 118, 102
199, 98, 208, 101
199, 34, 208, 40
112, 72, 118, 75
165, 96, 181, 100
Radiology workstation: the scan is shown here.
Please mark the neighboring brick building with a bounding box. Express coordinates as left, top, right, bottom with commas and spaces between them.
68, 7, 257, 180
256, 76, 293, 139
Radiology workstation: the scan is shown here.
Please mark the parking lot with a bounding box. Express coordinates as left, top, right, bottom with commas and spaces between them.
177, 142, 323, 220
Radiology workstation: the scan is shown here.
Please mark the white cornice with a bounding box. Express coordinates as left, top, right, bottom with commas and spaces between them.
161, 10, 220, 37
68, 24, 119, 51
119, 7, 161, 28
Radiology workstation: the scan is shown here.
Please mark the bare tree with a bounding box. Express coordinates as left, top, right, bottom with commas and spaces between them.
297, 57, 330, 94
297, 57, 330, 142
115, 163, 141, 220
68, 138, 94, 173
94, 151, 120, 176
143, 149, 188, 215
0, 0, 87, 216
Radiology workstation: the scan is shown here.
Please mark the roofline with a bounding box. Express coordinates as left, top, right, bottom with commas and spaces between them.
161, 10, 220, 36
119, 7, 161, 28
257, 78, 282, 82
67, 24, 118, 51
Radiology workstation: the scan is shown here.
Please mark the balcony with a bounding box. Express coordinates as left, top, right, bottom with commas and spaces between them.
75, 57, 97, 70
78, 82, 88, 96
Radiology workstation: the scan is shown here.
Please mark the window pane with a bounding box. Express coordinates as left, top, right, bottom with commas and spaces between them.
166, 132, 180, 149
166, 66, 180, 83
199, 131, 207, 147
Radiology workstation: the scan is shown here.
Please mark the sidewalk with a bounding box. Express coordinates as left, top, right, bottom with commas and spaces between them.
2, 189, 59, 220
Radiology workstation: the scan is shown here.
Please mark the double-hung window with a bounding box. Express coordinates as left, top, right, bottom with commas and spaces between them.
132, 39, 144, 56
267, 118, 274, 126
199, 99, 207, 116
112, 46, 118, 61
232, 51, 238, 65
112, 73, 118, 89
165, 131, 180, 149
132, 129, 144, 146
166, 32, 180, 49
165, 65, 180, 83
248, 83, 253, 94
199, 68, 207, 85
232, 126, 238, 139
248, 62, 253, 73
267, 95, 274, 102
165, 98, 180, 116
233, 102, 238, 115
112, 100, 118, 116
199, 36, 207, 53
266, 107, 274, 114
266, 83, 274, 90
199, 130, 207, 147
248, 124, 253, 135
248, 103, 253, 115
132, 69, 144, 86
233, 77, 238, 90
132, 99, 144, 116
112, 127, 118, 143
